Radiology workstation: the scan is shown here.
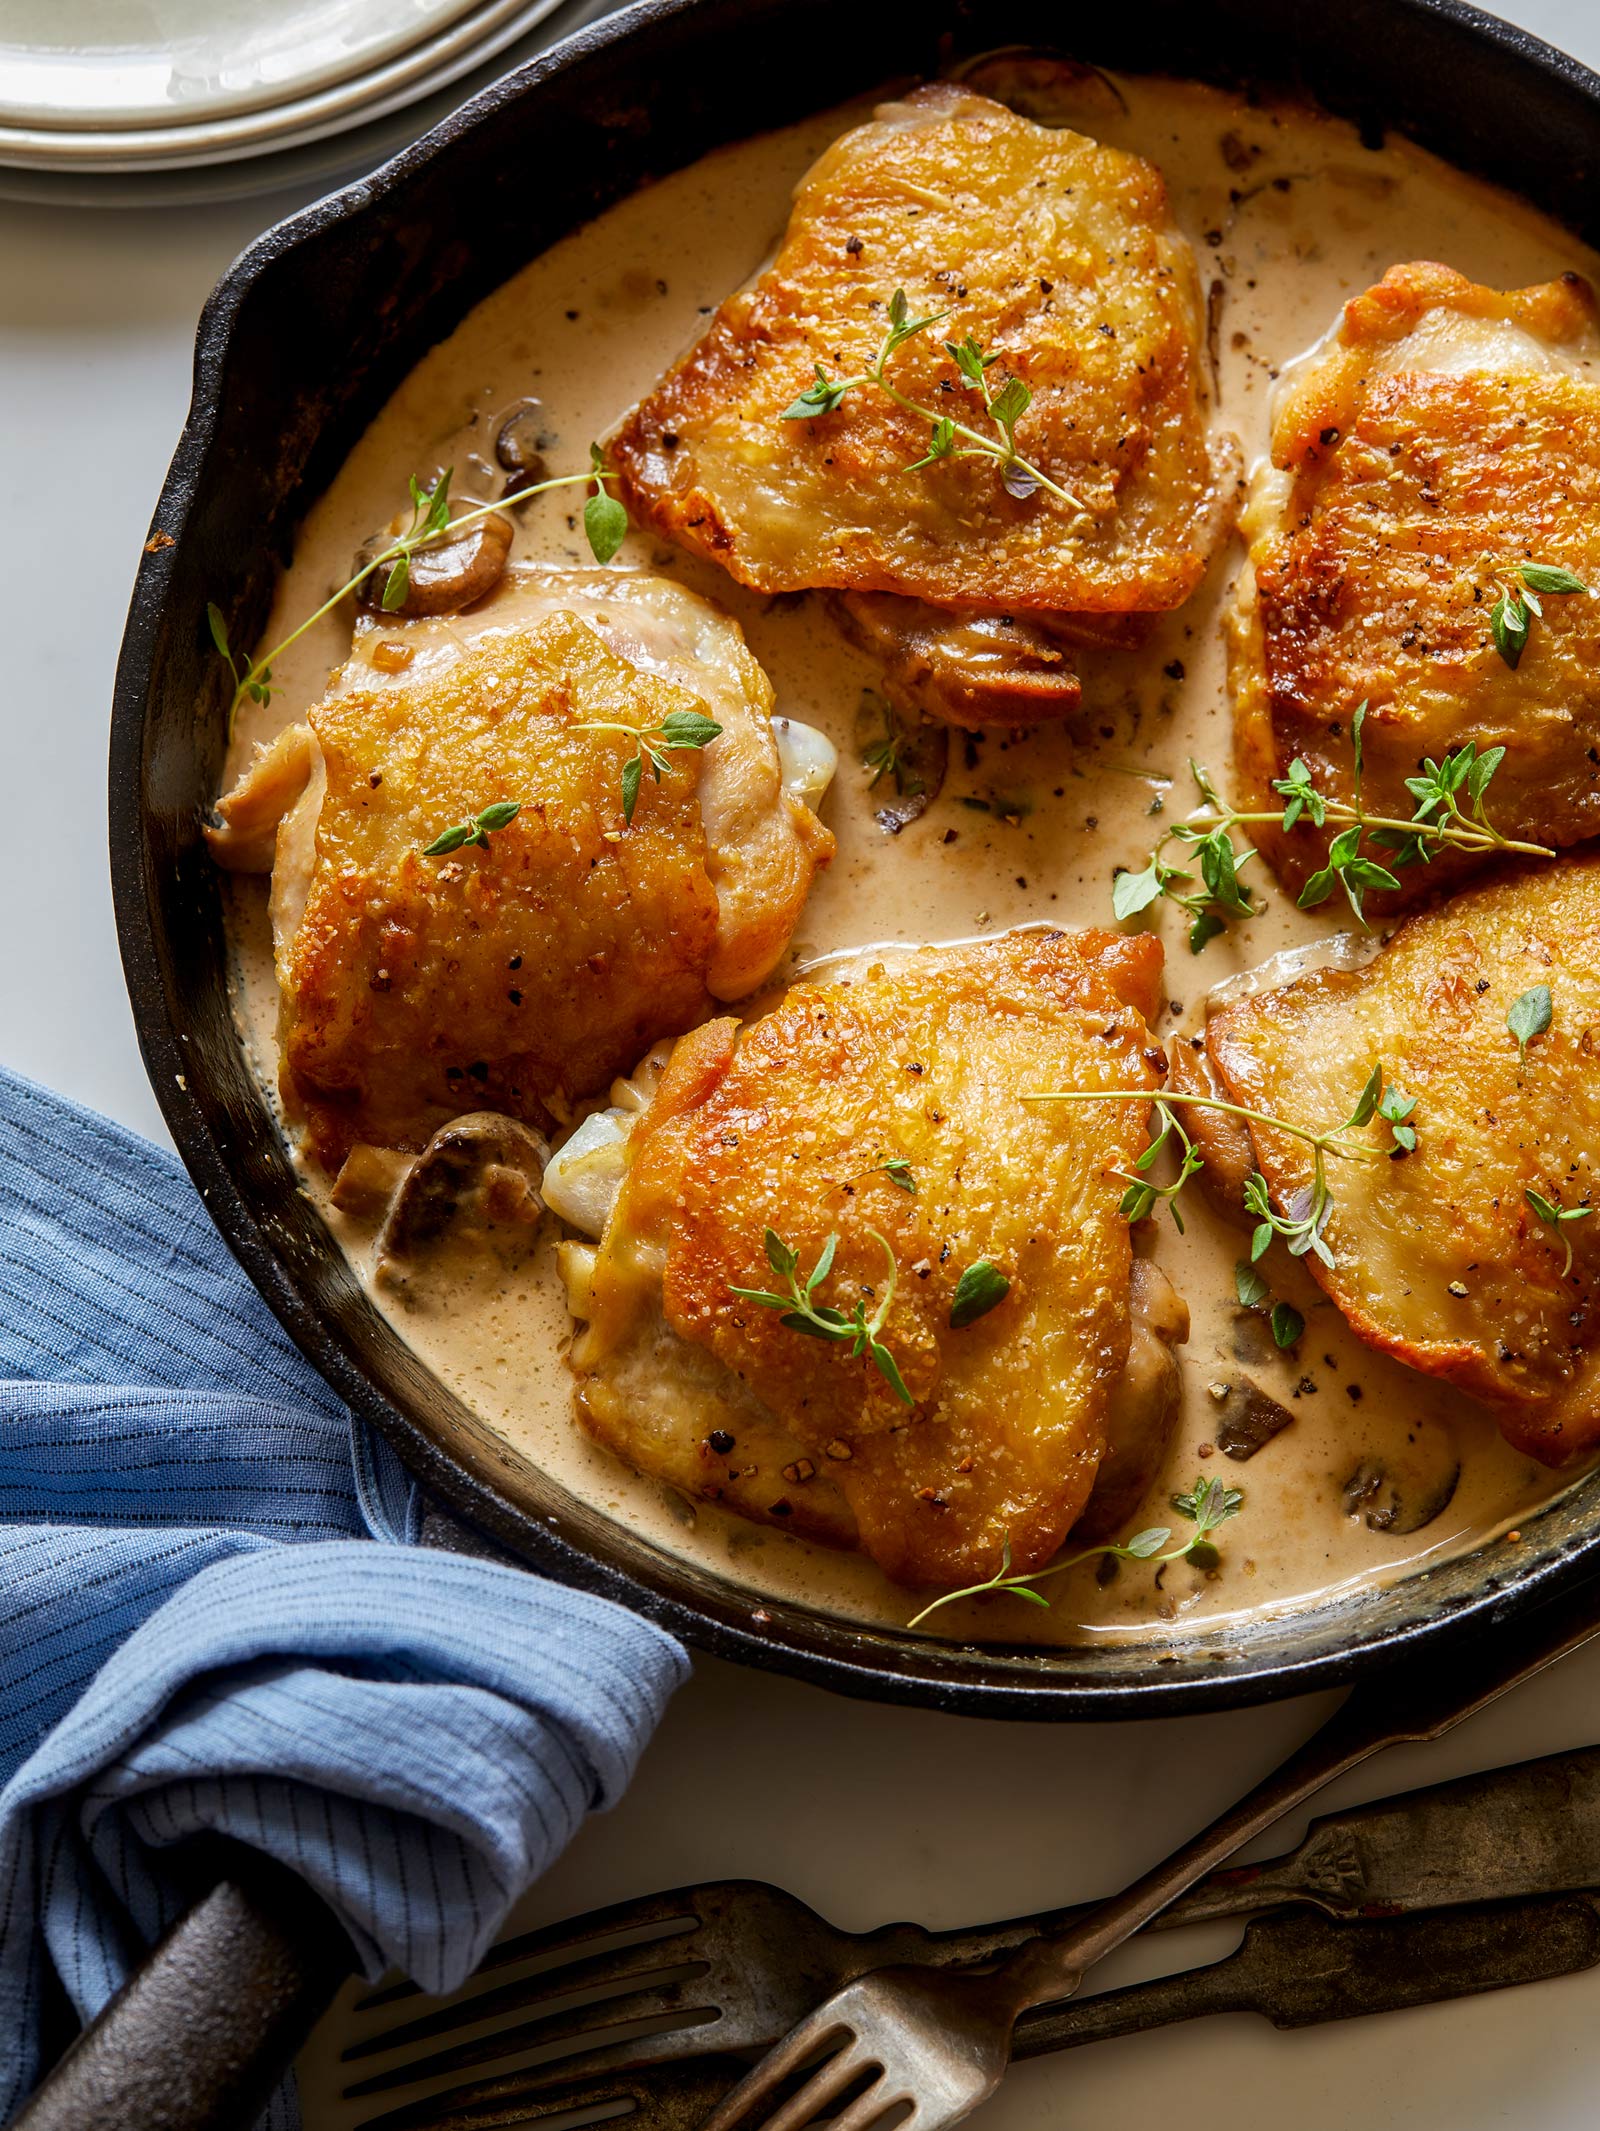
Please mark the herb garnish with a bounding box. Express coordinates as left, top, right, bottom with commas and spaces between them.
209, 451, 625, 735
731, 1228, 912, 1405
1487, 562, 1590, 669
1112, 722, 1554, 951
1234, 1261, 1270, 1310
781, 288, 1080, 508
1270, 1301, 1305, 1349
1525, 1186, 1593, 1277
879, 1159, 917, 1195
950, 1260, 1009, 1328
1115, 1101, 1204, 1230
862, 692, 922, 798
1029, 1063, 1416, 1271
573, 707, 723, 825
1508, 984, 1553, 1064
421, 800, 522, 857
907, 1473, 1244, 1630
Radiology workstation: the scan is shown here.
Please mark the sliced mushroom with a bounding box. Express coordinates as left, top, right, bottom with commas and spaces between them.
494, 398, 549, 492
375, 1111, 549, 1273
354, 506, 513, 620
1341, 1451, 1461, 1535
1214, 1377, 1296, 1461
953, 49, 1131, 126
850, 686, 949, 833
1074, 1260, 1190, 1540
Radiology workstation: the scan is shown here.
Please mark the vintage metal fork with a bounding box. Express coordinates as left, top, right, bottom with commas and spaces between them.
696, 1574, 1600, 2131
345, 1888, 1600, 2131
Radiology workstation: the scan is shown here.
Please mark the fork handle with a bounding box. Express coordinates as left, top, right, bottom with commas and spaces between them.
996, 1569, 1600, 2017
12, 1841, 353, 2131
1009, 1890, 1600, 2055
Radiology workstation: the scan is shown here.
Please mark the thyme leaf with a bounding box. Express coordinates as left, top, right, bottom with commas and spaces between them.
209, 452, 627, 737
421, 799, 522, 857
1029, 1066, 1416, 1271
730, 1227, 912, 1406
575, 705, 723, 824
1508, 984, 1553, 1064
1526, 1185, 1593, 1278
1111, 739, 1553, 952
779, 286, 1082, 508
908, 1473, 1244, 1629
1486, 561, 1589, 669
950, 1259, 1009, 1328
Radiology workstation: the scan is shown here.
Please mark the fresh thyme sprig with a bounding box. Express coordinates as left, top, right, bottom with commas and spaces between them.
572, 707, 723, 825
421, 800, 521, 857
209, 451, 626, 736
862, 692, 922, 798
1112, 718, 1554, 950
1115, 1100, 1204, 1231
1487, 561, 1590, 669
835, 1157, 917, 1196
1525, 1186, 1593, 1277
1028, 1064, 1415, 1271
907, 1473, 1244, 1630
781, 288, 1082, 508
730, 1228, 912, 1405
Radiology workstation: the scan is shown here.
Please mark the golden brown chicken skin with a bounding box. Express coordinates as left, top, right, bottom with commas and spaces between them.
1232, 263, 1600, 905
567, 928, 1170, 1588
609, 83, 1227, 726
1202, 855, 1600, 1467
210, 591, 832, 1169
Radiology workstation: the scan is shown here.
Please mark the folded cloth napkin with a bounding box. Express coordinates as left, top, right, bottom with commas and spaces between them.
0, 1066, 689, 2125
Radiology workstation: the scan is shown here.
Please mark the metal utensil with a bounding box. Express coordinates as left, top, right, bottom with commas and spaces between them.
341, 1742, 1600, 2098
348, 1889, 1600, 2131
696, 1575, 1600, 2131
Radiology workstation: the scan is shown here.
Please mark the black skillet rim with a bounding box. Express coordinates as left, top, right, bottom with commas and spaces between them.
110, 0, 1600, 1718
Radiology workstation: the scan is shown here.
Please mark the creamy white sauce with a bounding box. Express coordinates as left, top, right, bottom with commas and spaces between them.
221, 72, 1599, 1644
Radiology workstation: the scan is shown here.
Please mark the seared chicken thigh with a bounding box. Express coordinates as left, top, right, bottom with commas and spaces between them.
562, 928, 1178, 1588
208, 569, 833, 1168
1200, 855, 1600, 1467
1233, 263, 1600, 904
610, 83, 1229, 727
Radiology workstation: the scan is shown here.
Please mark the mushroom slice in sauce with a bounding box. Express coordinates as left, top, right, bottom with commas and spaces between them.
354, 503, 513, 618
1341, 1448, 1461, 1535
1072, 1259, 1189, 1540
376, 1112, 550, 1273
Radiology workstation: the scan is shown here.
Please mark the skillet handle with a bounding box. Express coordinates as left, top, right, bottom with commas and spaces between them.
12, 1841, 355, 2131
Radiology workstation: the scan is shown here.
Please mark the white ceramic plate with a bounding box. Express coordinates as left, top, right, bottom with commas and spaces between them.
0, 0, 562, 170
0, 0, 617, 204
2, 0, 492, 130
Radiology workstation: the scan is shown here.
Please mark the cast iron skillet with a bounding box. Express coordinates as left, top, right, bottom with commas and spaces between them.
108, 0, 1600, 1730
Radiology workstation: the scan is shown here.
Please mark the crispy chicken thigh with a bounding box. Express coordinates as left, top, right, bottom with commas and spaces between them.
1232, 263, 1600, 904
208, 569, 833, 1168
563, 928, 1176, 1588
610, 83, 1229, 726
1201, 855, 1600, 1466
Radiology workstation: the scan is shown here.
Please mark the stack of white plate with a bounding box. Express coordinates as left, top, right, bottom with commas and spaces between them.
0, 0, 617, 206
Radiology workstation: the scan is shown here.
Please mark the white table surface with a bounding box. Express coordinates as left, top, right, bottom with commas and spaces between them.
6, 4, 1600, 2123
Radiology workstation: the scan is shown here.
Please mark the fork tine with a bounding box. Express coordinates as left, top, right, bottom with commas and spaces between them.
351, 2053, 745, 2131
697, 2016, 858, 2131
822, 2075, 907, 2131
744, 2043, 878, 2131
354, 1892, 709, 2013
343, 1982, 719, 2098
344, 1929, 704, 2060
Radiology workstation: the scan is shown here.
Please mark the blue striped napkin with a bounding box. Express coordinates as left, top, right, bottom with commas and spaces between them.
0, 1066, 688, 2124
